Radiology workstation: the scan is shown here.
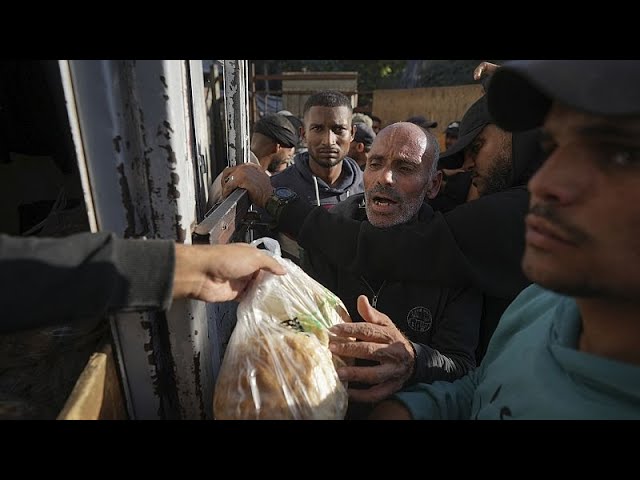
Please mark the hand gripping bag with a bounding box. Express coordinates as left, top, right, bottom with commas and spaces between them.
213, 238, 351, 420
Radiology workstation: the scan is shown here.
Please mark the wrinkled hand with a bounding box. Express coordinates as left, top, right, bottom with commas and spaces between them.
328, 295, 415, 403
473, 61, 500, 81
221, 163, 273, 208
172, 243, 285, 303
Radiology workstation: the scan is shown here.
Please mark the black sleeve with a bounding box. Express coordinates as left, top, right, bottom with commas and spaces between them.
0, 232, 175, 333
300, 246, 339, 294
279, 187, 530, 301
409, 287, 482, 385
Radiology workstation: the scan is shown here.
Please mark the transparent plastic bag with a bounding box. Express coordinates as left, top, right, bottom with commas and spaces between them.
213, 237, 351, 420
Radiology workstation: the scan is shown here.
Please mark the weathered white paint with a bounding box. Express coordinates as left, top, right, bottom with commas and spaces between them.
65, 60, 230, 419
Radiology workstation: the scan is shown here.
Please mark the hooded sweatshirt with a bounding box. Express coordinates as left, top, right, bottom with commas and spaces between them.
270, 151, 364, 208
274, 127, 546, 361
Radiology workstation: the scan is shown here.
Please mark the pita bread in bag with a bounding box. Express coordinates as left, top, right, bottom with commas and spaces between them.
213, 245, 351, 420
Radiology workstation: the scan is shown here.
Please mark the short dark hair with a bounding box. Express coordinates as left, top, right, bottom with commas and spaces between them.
303, 90, 352, 116
370, 115, 382, 123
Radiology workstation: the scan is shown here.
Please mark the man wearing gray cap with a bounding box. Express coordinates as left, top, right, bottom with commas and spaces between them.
370, 60, 640, 420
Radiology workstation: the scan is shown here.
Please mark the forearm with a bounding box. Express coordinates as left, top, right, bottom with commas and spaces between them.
393, 369, 480, 420
0, 232, 175, 333
287, 201, 471, 286
410, 341, 476, 384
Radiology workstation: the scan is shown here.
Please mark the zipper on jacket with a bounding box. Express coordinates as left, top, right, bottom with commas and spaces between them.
360, 276, 387, 308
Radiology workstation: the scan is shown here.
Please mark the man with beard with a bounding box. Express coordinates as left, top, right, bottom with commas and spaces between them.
304, 122, 482, 417
265, 90, 364, 262
222, 95, 544, 363
369, 60, 640, 420
431, 95, 522, 211
270, 90, 364, 208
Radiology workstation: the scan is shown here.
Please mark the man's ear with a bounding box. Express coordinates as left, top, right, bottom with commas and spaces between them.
426, 170, 443, 199
350, 124, 356, 142
356, 142, 365, 153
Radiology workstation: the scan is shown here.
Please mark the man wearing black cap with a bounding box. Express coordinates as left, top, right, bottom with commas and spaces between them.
251, 113, 298, 174
406, 115, 438, 131
444, 121, 460, 149
207, 113, 298, 209
348, 122, 376, 170
369, 60, 640, 419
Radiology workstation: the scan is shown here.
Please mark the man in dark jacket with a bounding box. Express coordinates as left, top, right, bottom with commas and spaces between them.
271, 90, 364, 208
269, 90, 364, 262
222, 94, 545, 363
304, 123, 482, 417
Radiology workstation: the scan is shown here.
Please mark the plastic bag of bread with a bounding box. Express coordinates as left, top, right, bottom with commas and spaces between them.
213, 237, 351, 420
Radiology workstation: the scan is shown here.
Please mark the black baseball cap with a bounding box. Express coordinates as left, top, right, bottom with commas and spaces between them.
253, 113, 298, 148
353, 122, 376, 149
438, 96, 491, 169
406, 115, 438, 129
445, 121, 460, 135
487, 60, 640, 132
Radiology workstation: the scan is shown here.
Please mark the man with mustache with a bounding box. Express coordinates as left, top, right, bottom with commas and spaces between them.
266, 90, 364, 262
368, 60, 640, 419
304, 122, 483, 418
224, 89, 544, 363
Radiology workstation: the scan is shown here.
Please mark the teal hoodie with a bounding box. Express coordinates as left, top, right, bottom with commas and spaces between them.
395, 284, 640, 419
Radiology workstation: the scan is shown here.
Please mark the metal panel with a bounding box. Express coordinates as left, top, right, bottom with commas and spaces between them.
63, 60, 218, 419
223, 60, 251, 167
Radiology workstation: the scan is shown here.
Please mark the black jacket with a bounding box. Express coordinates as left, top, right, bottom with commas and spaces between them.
303, 195, 482, 386
0, 232, 174, 333
277, 129, 546, 361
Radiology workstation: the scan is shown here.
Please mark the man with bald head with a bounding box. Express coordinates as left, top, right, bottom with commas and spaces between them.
223, 122, 482, 417
287, 122, 482, 418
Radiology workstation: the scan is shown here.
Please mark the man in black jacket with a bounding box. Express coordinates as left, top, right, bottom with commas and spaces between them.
223, 95, 545, 363
303, 123, 482, 416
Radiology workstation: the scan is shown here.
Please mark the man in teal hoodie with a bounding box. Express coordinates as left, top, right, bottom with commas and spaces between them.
368, 60, 640, 419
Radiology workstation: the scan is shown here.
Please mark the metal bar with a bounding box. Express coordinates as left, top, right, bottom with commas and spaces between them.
193, 189, 250, 245
223, 60, 251, 167
57, 60, 98, 233
254, 73, 359, 81
253, 89, 358, 96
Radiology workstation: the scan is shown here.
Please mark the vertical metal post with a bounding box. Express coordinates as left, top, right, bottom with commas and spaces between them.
61, 60, 216, 419
223, 60, 251, 167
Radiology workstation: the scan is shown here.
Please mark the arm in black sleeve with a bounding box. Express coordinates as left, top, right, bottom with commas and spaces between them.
300, 245, 339, 295
0, 232, 175, 333
409, 287, 482, 385
279, 187, 530, 300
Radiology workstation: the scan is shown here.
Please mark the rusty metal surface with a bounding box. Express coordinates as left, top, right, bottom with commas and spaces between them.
66, 60, 220, 419
223, 60, 251, 168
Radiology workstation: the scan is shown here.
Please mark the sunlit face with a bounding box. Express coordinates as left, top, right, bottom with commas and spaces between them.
523, 102, 640, 301
462, 124, 513, 196
303, 106, 354, 169
364, 123, 441, 228
267, 146, 295, 173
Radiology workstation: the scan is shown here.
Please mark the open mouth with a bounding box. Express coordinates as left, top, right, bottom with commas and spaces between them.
372, 195, 398, 207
